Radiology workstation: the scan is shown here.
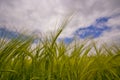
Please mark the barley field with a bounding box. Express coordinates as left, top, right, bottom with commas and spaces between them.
0, 27, 120, 80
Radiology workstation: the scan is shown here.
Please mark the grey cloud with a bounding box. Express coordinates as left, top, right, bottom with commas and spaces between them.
0, 0, 120, 41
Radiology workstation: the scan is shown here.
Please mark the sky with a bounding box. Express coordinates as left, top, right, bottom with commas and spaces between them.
0, 0, 120, 44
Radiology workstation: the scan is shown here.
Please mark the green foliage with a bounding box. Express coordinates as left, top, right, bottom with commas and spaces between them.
0, 25, 120, 80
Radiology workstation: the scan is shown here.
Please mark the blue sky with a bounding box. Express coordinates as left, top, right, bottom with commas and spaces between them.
62, 15, 120, 43
74, 17, 111, 39
0, 0, 120, 44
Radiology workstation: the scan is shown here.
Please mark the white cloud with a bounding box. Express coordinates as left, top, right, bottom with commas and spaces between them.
94, 27, 120, 45
107, 16, 120, 27
0, 0, 120, 43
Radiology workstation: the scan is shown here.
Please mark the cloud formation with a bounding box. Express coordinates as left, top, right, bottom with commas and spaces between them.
0, 0, 120, 43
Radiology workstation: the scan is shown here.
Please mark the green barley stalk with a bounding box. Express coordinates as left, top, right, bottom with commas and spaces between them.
0, 18, 120, 80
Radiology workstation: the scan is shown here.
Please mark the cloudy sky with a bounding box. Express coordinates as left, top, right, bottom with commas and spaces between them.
0, 0, 120, 43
